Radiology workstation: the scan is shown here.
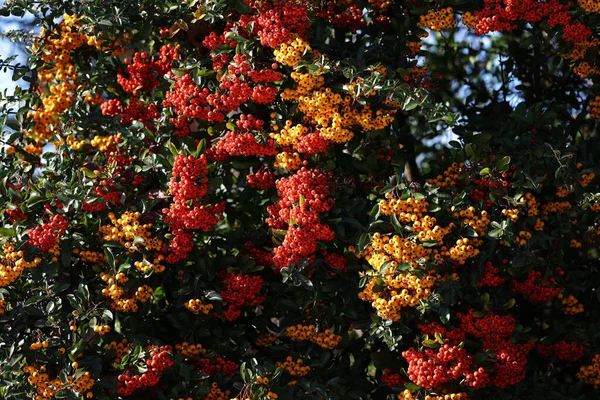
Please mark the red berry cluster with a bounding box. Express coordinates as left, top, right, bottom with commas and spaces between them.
457, 310, 516, 346
245, 242, 274, 267
316, 4, 366, 32
489, 341, 534, 388
82, 200, 105, 213
116, 45, 179, 95
94, 185, 123, 207
537, 340, 585, 362
253, 1, 309, 48
101, 97, 160, 128
477, 261, 505, 287
6, 206, 27, 223
402, 344, 472, 389
236, 114, 265, 131
217, 271, 265, 321
246, 168, 275, 190
117, 345, 174, 396
197, 356, 239, 377
296, 131, 330, 155
248, 68, 281, 83
28, 214, 68, 252
511, 270, 560, 303
380, 368, 406, 387
323, 251, 347, 273
266, 168, 335, 271
206, 132, 277, 161
418, 322, 466, 346
163, 155, 224, 263
469, 0, 590, 44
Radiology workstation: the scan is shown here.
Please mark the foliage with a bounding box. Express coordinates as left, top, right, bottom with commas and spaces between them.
0, 0, 600, 399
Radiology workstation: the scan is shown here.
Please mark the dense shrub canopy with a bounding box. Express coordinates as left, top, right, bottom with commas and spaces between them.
0, 0, 600, 399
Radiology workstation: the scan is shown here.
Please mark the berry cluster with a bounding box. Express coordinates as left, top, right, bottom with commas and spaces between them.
380, 368, 406, 387
117, 345, 174, 396
511, 270, 560, 303
28, 214, 68, 253
184, 298, 214, 315
276, 356, 310, 378
163, 155, 225, 263
266, 168, 335, 271
197, 356, 238, 377
537, 340, 585, 362
175, 342, 206, 360
253, 1, 309, 48
207, 132, 277, 161
246, 168, 275, 190
285, 324, 342, 349
116, 45, 179, 95
402, 344, 473, 389
217, 272, 264, 321
418, 8, 456, 31
477, 262, 505, 287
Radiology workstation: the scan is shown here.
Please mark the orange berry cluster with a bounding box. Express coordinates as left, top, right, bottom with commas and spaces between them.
90, 133, 122, 152
29, 341, 49, 351
520, 192, 540, 216
359, 271, 437, 321
274, 151, 303, 170
558, 293, 584, 314
418, 8, 456, 30
0, 298, 5, 315
99, 211, 164, 256
175, 342, 206, 359
256, 376, 270, 385
203, 382, 230, 400
26, 15, 86, 154
570, 239, 582, 248
0, 242, 41, 287
578, 0, 600, 13
573, 61, 600, 79
286, 324, 342, 349
399, 390, 469, 400
99, 273, 153, 312
578, 171, 595, 187
93, 324, 111, 335
184, 299, 214, 314
276, 356, 310, 378
379, 194, 429, 223
427, 162, 464, 189
106, 339, 130, 365
446, 238, 483, 265
452, 206, 490, 236
75, 248, 106, 264
562, 40, 600, 61
270, 121, 309, 147
461, 12, 478, 29
590, 96, 600, 119
24, 364, 94, 400
578, 354, 600, 388
501, 208, 519, 222
361, 233, 431, 271
541, 200, 572, 215
255, 333, 278, 346
516, 230, 532, 246
274, 35, 311, 67
278, 38, 398, 145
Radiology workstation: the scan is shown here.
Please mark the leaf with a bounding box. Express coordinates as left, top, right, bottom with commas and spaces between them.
479, 167, 490, 176
0, 228, 15, 238
104, 247, 115, 269
465, 144, 475, 160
